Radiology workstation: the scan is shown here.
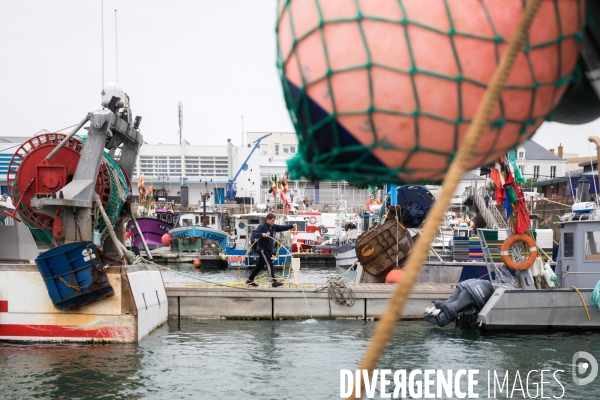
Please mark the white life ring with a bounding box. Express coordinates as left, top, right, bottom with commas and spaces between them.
366, 198, 382, 213
308, 216, 317, 225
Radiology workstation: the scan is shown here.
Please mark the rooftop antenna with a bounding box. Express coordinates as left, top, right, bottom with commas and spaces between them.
115, 9, 119, 83
101, 0, 105, 105
178, 102, 183, 145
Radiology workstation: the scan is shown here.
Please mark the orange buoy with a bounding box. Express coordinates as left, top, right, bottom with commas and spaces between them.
501, 233, 538, 271
161, 233, 172, 246
385, 269, 404, 284
193, 258, 202, 268
125, 231, 132, 239
277, 0, 584, 183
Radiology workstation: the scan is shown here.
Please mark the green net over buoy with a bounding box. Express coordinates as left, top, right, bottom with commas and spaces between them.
276, 0, 585, 184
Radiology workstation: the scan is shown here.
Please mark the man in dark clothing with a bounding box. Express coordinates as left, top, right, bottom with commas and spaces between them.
246, 213, 296, 287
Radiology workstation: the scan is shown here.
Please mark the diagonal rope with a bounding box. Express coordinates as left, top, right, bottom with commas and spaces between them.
350, 0, 544, 398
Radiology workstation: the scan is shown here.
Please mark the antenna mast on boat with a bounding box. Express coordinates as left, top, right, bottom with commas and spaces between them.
115, 9, 119, 83
101, 0, 105, 105
178, 102, 183, 145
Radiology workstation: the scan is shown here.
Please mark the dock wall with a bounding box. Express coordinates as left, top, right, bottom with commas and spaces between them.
165, 283, 454, 320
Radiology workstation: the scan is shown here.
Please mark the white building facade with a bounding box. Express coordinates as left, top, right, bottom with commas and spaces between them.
514, 140, 566, 184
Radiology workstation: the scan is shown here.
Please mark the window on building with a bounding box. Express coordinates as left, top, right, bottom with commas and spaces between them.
169, 157, 181, 176
140, 156, 154, 175
283, 144, 297, 154
550, 166, 556, 179
157, 156, 168, 175
215, 157, 228, 177
518, 165, 524, 175
533, 165, 539, 179
518, 150, 524, 159
185, 156, 199, 176
260, 144, 268, 154
274, 144, 280, 156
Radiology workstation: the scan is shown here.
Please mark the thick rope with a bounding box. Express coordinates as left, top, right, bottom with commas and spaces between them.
350, 1, 544, 398
571, 286, 591, 321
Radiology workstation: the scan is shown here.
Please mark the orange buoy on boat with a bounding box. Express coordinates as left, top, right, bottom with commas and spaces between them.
385, 269, 404, 284
277, 0, 585, 183
161, 234, 172, 246
501, 233, 538, 271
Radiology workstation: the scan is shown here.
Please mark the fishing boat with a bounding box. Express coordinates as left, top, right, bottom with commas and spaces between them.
126, 208, 175, 249
285, 211, 323, 252
227, 212, 291, 268
424, 167, 600, 330
0, 86, 167, 342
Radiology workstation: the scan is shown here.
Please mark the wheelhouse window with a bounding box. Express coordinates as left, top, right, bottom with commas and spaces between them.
585, 231, 600, 260
563, 232, 574, 258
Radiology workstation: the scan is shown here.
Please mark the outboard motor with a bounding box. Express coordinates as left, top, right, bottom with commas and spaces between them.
424, 279, 494, 328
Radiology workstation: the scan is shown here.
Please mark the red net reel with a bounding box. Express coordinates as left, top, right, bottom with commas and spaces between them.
6, 133, 112, 231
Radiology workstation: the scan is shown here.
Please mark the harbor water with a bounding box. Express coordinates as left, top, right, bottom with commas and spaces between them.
2, 319, 600, 399
1, 266, 600, 399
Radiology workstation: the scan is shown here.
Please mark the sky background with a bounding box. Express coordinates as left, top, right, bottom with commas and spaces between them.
1, 0, 600, 157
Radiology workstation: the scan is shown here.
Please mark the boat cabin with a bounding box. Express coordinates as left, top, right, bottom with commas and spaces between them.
556, 217, 600, 289
155, 209, 175, 225
176, 211, 224, 231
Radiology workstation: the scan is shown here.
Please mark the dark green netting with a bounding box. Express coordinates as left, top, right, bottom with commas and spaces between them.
77, 135, 131, 243
276, 0, 585, 185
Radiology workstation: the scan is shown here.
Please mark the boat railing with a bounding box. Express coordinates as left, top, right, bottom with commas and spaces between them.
474, 186, 509, 229
477, 229, 517, 286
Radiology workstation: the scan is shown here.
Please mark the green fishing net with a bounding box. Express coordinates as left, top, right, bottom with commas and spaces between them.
276, 0, 585, 185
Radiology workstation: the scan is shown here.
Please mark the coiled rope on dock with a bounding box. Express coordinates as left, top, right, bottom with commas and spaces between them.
326, 274, 355, 307
351, 1, 544, 398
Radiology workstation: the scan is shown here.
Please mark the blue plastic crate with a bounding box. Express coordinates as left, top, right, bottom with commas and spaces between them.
35, 241, 114, 310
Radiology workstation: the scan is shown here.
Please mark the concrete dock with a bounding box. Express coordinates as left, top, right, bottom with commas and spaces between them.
165, 282, 454, 320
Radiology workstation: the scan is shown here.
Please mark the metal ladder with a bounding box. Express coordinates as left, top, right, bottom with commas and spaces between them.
477, 229, 517, 286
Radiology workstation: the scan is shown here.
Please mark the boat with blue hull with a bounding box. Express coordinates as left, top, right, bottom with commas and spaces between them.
169, 225, 229, 249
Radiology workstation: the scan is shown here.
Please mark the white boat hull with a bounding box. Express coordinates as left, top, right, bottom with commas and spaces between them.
478, 287, 600, 330
0, 264, 168, 342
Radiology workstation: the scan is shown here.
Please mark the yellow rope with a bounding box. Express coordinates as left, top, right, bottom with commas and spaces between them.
351, 1, 544, 398
570, 286, 591, 321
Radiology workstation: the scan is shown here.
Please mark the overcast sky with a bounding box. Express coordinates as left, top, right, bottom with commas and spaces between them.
1, 0, 599, 157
